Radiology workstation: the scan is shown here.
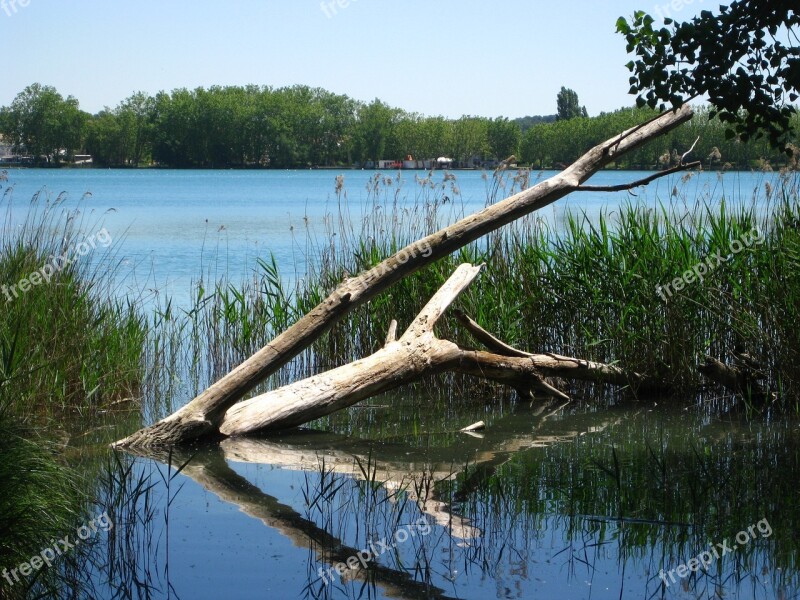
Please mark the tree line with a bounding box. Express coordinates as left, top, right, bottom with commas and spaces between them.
522, 105, 799, 170
0, 83, 796, 169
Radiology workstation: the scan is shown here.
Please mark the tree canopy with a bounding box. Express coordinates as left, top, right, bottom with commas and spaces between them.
617, 0, 799, 148
556, 87, 588, 121
0, 83, 87, 165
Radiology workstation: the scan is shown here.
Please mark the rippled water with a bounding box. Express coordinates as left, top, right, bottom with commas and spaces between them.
1, 168, 784, 306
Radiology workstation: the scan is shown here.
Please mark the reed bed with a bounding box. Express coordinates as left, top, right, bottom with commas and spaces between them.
0, 171, 150, 598
152, 167, 800, 411
288, 168, 800, 405
0, 173, 147, 419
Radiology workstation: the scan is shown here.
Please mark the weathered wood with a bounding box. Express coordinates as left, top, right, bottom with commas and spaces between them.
452, 309, 656, 392
699, 354, 775, 406
460, 421, 486, 432
115, 105, 694, 449
220, 264, 483, 435
219, 264, 656, 436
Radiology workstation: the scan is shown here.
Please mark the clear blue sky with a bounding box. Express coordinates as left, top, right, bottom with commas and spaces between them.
1, 0, 713, 118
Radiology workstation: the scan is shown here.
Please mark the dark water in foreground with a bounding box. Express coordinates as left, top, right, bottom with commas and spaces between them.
70, 392, 798, 600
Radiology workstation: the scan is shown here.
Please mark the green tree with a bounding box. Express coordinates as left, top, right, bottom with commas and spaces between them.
520, 124, 552, 168
85, 110, 124, 166
353, 100, 400, 164
617, 1, 799, 148
556, 87, 588, 121
150, 88, 198, 167
116, 92, 154, 166
487, 118, 521, 160
0, 83, 87, 164
448, 116, 489, 165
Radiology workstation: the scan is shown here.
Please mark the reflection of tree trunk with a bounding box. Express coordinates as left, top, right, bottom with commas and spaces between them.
218, 402, 617, 539
219, 436, 480, 540
115, 105, 694, 449
129, 403, 629, 595
146, 446, 457, 600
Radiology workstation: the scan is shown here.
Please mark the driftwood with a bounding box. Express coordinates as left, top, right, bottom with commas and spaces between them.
115, 105, 695, 448
216, 264, 655, 437
699, 351, 776, 406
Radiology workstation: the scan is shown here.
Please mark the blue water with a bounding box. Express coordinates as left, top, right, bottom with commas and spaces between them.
1, 168, 786, 306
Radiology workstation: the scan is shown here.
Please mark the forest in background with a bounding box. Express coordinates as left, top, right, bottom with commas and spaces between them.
1, 83, 797, 170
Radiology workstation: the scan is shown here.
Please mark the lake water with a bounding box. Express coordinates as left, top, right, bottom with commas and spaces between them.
1, 167, 786, 307
2, 167, 797, 600
66, 397, 800, 600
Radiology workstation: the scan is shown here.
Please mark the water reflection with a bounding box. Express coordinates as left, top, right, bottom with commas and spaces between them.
86, 400, 797, 599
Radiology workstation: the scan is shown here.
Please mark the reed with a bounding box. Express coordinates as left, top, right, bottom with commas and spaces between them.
282, 168, 799, 403
0, 173, 150, 597
0, 176, 147, 419
160, 168, 800, 409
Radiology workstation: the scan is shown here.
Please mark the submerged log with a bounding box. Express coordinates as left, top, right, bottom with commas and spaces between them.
115, 106, 694, 448
698, 352, 776, 406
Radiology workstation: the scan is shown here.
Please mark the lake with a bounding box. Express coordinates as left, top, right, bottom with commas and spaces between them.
1, 167, 784, 306
2, 167, 797, 600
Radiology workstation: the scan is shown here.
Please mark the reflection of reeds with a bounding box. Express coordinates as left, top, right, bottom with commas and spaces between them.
0, 418, 83, 599
72, 452, 165, 599
439, 405, 800, 597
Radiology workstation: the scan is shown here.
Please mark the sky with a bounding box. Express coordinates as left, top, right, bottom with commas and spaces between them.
1, 0, 715, 119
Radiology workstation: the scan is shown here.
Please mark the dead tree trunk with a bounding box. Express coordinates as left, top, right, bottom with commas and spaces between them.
115, 106, 694, 448
699, 353, 775, 406
219, 264, 656, 436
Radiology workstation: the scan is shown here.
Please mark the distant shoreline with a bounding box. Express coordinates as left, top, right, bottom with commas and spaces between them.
0, 164, 779, 174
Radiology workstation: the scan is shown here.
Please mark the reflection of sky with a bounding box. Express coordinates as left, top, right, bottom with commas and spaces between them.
1, 169, 788, 308
82, 405, 795, 600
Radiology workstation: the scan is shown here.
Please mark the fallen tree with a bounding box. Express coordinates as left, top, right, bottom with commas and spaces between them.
115, 105, 695, 448
217, 263, 657, 436
699, 352, 776, 408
